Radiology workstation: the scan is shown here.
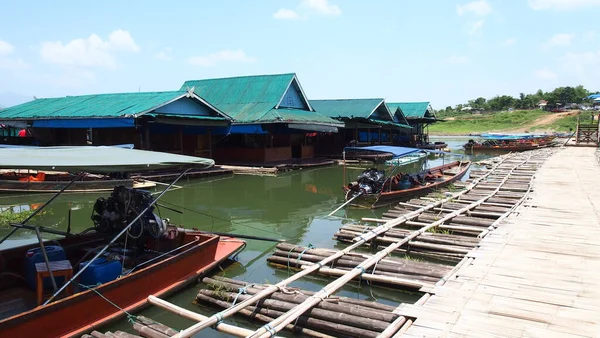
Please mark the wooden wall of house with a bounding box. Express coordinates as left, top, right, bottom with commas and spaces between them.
93, 128, 139, 147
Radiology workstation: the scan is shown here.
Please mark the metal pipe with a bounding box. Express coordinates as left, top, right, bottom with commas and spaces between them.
44, 168, 191, 305
0, 172, 85, 245
328, 191, 363, 217
34, 227, 58, 292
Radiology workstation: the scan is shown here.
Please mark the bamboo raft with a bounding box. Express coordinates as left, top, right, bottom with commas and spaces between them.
132, 148, 554, 338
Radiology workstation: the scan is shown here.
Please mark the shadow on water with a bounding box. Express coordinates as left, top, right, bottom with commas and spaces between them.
0, 137, 496, 336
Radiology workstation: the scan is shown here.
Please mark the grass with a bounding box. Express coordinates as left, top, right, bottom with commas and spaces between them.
531, 111, 595, 132
0, 209, 37, 228
430, 110, 547, 134
426, 227, 451, 235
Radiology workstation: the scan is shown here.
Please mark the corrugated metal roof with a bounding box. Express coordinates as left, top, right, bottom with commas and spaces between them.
309, 99, 386, 119
180, 73, 341, 126
387, 102, 436, 120
386, 104, 411, 126
370, 119, 412, 129
0, 91, 223, 120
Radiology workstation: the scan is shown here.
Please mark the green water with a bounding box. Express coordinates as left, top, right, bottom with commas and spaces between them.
0, 137, 494, 336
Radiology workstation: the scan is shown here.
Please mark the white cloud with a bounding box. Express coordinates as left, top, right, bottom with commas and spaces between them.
188, 49, 256, 67
0, 39, 15, 56
457, 0, 492, 16
273, 8, 301, 20
502, 37, 517, 46
39, 29, 139, 69
546, 33, 574, 46
107, 29, 139, 52
0, 57, 29, 70
534, 68, 558, 80
444, 55, 469, 64
468, 20, 485, 35
301, 0, 341, 16
0, 39, 30, 70
273, 0, 340, 19
155, 47, 172, 61
529, 0, 600, 10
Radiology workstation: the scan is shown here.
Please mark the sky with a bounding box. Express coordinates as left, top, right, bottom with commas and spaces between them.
0, 0, 599, 109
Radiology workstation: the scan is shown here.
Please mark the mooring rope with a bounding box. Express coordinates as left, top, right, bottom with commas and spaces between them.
77, 283, 169, 329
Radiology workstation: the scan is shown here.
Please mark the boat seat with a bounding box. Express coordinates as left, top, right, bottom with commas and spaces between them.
35, 260, 73, 305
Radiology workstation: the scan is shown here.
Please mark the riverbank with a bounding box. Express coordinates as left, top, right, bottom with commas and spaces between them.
429, 109, 593, 136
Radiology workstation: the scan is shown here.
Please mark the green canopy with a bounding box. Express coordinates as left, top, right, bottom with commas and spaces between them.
0, 146, 214, 173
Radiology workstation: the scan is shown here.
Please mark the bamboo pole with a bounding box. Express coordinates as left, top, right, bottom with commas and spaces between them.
244, 152, 535, 338
148, 296, 283, 338
170, 154, 514, 338
202, 277, 399, 322
209, 276, 397, 312
196, 293, 380, 338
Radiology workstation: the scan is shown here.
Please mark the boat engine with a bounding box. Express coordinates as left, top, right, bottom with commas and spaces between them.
91, 186, 166, 239
356, 168, 386, 194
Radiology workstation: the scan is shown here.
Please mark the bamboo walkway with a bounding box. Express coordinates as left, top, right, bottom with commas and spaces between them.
400, 146, 600, 338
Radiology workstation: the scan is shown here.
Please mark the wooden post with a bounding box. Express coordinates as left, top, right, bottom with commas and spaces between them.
208, 129, 212, 158
179, 126, 183, 154
576, 116, 580, 144
144, 125, 151, 150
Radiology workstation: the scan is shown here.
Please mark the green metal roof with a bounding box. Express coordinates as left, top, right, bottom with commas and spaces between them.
181, 73, 342, 126
370, 119, 412, 129
387, 102, 436, 120
385, 104, 411, 126
0, 91, 226, 120
309, 99, 386, 119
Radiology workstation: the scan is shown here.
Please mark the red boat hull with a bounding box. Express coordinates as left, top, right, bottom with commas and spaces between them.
0, 234, 245, 338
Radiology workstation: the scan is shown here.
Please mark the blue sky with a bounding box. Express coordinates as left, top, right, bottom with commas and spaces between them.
0, 0, 599, 108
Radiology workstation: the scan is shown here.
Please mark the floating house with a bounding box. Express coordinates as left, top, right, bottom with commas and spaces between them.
387, 102, 437, 146
181, 73, 343, 164
308, 98, 412, 156
0, 90, 230, 156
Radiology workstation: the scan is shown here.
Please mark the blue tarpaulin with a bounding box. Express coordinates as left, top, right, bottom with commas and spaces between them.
343, 146, 422, 158
32, 118, 135, 128
228, 124, 267, 134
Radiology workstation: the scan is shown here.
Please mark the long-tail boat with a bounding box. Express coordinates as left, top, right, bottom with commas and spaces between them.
0, 146, 246, 338
342, 146, 471, 209
464, 134, 555, 152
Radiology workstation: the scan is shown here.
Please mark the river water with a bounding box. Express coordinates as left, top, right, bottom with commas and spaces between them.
0, 136, 494, 336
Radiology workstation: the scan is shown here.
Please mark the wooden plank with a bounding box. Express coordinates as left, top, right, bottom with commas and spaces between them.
401, 147, 600, 337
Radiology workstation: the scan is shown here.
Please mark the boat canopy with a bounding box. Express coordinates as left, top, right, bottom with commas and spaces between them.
480, 133, 548, 140
0, 146, 214, 173
344, 146, 423, 158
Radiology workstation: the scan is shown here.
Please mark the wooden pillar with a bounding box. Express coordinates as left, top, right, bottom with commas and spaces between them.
179, 126, 183, 154
379, 128, 382, 145
144, 125, 151, 150
208, 129, 212, 158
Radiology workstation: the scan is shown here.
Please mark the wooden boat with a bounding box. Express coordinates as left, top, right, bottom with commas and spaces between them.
416, 141, 448, 150
463, 138, 551, 152
0, 170, 155, 193
0, 144, 157, 193
342, 146, 471, 209
0, 146, 246, 338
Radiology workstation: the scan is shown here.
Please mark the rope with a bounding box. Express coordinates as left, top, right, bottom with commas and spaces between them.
232, 285, 250, 306
295, 243, 314, 265
210, 312, 224, 329
356, 266, 366, 288
287, 244, 314, 275
78, 283, 142, 325
261, 323, 276, 338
